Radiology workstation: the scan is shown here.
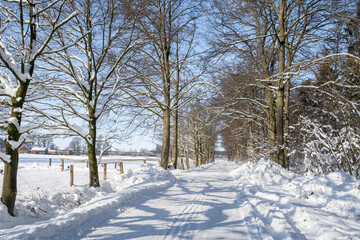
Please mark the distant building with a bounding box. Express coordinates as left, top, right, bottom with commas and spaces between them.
47, 149, 57, 155
30, 146, 47, 154
18, 144, 33, 154
58, 150, 72, 155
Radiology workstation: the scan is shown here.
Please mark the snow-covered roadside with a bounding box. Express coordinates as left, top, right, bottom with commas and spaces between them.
1, 158, 359, 239
0, 164, 175, 239
231, 159, 360, 239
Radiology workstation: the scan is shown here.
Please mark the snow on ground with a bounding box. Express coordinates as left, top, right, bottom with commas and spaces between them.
0, 157, 359, 239
0, 155, 169, 232
231, 159, 360, 239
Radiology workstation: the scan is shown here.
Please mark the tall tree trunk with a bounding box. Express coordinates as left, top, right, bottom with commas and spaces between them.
194, 135, 199, 167
276, 0, 287, 168
2, 79, 29, 216
284, 78, 290, 169
1, 1, 36, 215
172, 109, 179, 169
157, 0, 172, 170
88, 116, 100, 187
199, 140, 204, 165
2, 149, 19, 216
276, 86, 285, 168
185, 149, 190, 169
2, 105, 22, 215
172, 30, 180, 169
160, 107, 171, 169
184, 136, 190, 169
266, 86, 277, 162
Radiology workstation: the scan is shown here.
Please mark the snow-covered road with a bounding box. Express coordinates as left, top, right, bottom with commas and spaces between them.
83, 162, 246, 239
1, 160, 359, 239
82, 161, 360, 240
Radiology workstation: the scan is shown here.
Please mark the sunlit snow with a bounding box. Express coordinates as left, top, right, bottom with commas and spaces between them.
0, 157, 359, 239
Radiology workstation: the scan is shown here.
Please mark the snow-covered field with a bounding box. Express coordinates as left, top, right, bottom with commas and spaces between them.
0, 155, 164, 228
0, 156, 359, 239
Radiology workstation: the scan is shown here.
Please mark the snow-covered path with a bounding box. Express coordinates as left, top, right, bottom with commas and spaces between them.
1, 160, 359, 239
80, 161, 360, 240
82, 162, 246, 240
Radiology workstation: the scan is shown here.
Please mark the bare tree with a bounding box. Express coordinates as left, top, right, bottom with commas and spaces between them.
68, 137, 85, 155
0, 0, 76, 216
33, 0, 140, 187
211, 0, 279, 162
178, 100, 217, 168
212, 0, 333, 168
123, 0, 206, 169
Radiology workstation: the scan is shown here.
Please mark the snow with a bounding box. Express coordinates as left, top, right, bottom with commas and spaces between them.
8, 117, 20, 131
231, 159, 360, 239
6, 139, 23, 151
0, 152, 11, 163
29, 146, 47, 151
0, 41, 31, 82
0, 158, 359, 239
0, 71, 17, 97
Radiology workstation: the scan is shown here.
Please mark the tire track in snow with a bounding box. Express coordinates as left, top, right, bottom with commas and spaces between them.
163, 192, 206, 238
83, 161, 253, 240
235, 184, 307, 240
236, 188, 277, 240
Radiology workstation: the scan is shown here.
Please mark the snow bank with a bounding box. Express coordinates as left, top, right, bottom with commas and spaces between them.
0, 164, 175, 239
296, 171, 360, 218
231, 159, 296, 185
232, 159, 360, 239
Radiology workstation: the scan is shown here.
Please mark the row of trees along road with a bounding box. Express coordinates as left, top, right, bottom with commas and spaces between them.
0, 0, 209, 216
1, 0, 360, 216
213, 0, 360, 176
122, 0, 208, 169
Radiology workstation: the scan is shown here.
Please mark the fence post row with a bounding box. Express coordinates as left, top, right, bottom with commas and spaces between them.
60, 158, 148, 181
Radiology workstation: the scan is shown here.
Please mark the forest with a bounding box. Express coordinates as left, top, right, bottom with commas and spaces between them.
0, 0, 359, 217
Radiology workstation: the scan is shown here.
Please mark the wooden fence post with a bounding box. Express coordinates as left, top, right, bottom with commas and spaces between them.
86, 160, 89, 168
143, 159, 146, 164
103, 164, 107, 180
49, 158, 52, 166
114, 163, 117, 169
61, 159, 64, 172
70, 165, 74, 187
119, 162, 124, 174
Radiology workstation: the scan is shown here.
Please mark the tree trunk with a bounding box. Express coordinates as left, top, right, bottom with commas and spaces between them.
266, 86, 277, 162
160, 107, 171, 169
2, 119, 20, 216
2, 80, 29, 216
1, 150, 18, 216
185, 149, 190, 169
199, 140, 204, 165
284, 79, 290, 169
88, 117, 100, 187
172, 108, 179, 169
172, 31, 180, 169
158, 0, 172, 170
276, 86, 285, 168
194, 136, 199, 167
276, 0, 287, 168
